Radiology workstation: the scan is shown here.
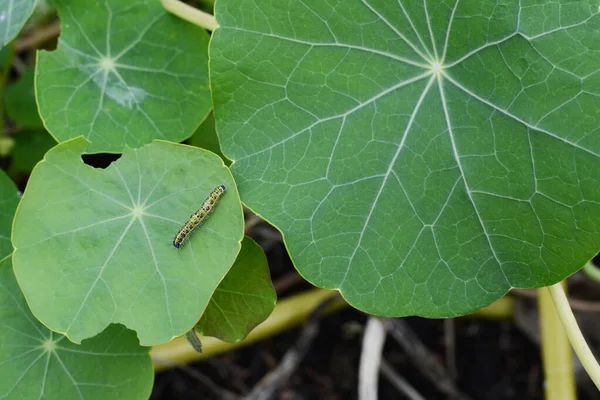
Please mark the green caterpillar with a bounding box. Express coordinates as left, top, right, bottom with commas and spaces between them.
173, 184, 226, 249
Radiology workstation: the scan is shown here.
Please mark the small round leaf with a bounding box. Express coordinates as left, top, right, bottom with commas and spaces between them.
36, 0, 211, 152
13, 137, 243, 345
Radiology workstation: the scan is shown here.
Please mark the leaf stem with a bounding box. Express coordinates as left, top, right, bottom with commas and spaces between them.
160, 0, 219, 31
547, 282, 600, 390
537, 284, 576, 400
152, 290, 515, 371
152, 288, 344, 371
583, 261, 600, 284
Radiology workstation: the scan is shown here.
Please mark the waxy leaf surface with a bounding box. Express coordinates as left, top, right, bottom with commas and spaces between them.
36, 0, 211, 152
13, 138, 243, 345
211, 0, 600, 316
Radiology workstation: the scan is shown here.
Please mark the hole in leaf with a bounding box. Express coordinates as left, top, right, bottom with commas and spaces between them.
81, 153, 122, 169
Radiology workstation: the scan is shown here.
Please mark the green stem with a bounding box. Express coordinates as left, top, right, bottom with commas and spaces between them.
161, 0, 219, 31
152, 289, 515, 372
583, 261, 600, 284
547, 282, 600, 390
538, 285, 575, 400
152, 288, 344, 371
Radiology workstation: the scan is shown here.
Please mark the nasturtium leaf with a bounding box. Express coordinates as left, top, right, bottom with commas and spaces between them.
5, 67, 44, 129
0, 257, 153, 400
211, 0, 600, 317
36, 0, 211, 153
0, 0, 35, 48
0, 170, 19, 259
189, 113, 231, 166
12, 137, 244, 345
196, 236, 275, 342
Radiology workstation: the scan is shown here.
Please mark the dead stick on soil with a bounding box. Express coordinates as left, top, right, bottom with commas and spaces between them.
243, 296, 340, 400
444, 318, 457, 380
383, 318, 472, 400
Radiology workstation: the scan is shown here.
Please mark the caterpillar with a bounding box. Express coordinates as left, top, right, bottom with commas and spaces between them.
173, 184, 226, 249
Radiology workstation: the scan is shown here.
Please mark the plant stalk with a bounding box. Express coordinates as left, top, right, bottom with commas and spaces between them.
583, 261, 600, 284
547, 282, 600, 390
538, 284, 576, 400
152, 288, 343, 371
161, 0, 219, 31
152, 289, 514, 372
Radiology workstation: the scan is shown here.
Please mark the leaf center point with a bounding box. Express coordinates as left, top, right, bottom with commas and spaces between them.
41, 338, 57, 353
99, 57, 116, 72
430, 61, 443, 75
132, 205, 144, 218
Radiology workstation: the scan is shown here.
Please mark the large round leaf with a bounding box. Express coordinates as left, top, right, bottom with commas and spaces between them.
36, 0, 211, 153
0, 256, 153, 400
0, 170, 19, 259
12, 138, 243, 345
211, 0, 600, 316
